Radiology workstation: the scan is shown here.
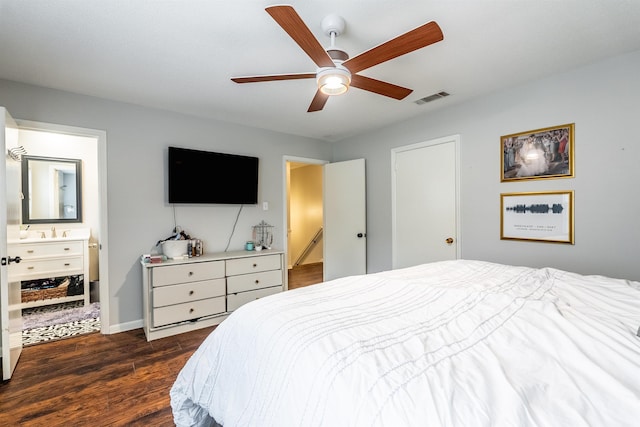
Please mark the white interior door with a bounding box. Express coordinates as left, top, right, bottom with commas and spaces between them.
323, 159, 366, 281
392, 135, 459, 269
1, 107, 23, 380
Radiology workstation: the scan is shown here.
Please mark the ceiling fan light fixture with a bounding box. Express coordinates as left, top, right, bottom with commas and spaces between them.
232, 6, 444, 111
317, 66, 351, 96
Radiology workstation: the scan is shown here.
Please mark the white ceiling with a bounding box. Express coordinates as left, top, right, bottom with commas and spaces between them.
1, 1, 640, 142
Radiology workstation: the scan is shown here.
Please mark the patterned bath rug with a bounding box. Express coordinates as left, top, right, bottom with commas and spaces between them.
22, 302, 100, 330
22, 301, 101, 346
22, 317, 101, 346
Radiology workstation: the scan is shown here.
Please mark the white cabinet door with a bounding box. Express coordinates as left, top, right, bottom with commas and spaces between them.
1, 107, 23, 380
323, 158, 366, 281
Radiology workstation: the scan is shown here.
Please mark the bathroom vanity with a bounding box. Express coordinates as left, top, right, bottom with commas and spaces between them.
8, 228, 91, 309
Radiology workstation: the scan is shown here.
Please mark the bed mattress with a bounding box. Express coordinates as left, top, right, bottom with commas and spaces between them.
171, 260, 640, 426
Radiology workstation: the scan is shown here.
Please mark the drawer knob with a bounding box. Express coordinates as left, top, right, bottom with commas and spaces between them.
188, 272, 194, 276
64, 247, 70, 251
255, 280, 260, 284
64, 263, 70, 266
27, 250, 34, 254
189, 308, 194, 313
28, 266, 34, 270
253, 263, 257, 268
189, 290, 194, 296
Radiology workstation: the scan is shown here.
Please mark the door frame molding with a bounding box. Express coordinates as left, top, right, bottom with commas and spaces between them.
15, 119, 110, 334
391, 134, 461, 268
282, 156, 328, 289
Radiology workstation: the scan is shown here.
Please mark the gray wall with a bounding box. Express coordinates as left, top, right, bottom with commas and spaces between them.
333, 49, 640, 281
0, 80, 331, 330
2, 48, 638, 332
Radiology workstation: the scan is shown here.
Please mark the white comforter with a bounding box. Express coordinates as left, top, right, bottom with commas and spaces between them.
170, 260, 640, 426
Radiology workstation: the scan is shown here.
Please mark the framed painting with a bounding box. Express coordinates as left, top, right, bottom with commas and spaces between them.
500, 190, 574, 244
501, 123, 574, 182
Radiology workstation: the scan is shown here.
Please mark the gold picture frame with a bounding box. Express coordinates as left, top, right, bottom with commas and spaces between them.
501, 123, 574, 182
500, 191, 574, 244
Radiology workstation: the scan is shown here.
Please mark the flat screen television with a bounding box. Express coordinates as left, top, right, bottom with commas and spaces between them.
168, 146, 259, 204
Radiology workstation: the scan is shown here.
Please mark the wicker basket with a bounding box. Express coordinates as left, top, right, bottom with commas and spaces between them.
21, 278, 70, 303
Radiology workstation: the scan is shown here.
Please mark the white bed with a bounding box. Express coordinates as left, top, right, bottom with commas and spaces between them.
170, 260, 640, 426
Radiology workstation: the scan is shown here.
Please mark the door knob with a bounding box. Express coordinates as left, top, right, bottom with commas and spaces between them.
357, 233, 365, 238
445, 238, 454, 244
1, 256, 21, 266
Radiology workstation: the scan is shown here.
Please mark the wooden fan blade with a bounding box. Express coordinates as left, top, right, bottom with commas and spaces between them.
266, 5, 335, 68
232, 73, 315, 84
350, 74, 413, 100
343, 21, 443, 74
308, 90, 329, 112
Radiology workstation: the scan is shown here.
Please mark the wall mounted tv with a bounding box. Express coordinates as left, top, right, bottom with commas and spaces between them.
168, 146, 259, 204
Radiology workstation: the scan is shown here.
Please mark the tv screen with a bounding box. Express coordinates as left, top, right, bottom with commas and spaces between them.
168, 146, 259, 204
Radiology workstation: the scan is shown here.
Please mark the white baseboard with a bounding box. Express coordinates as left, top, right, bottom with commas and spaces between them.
108, 318, 144, 334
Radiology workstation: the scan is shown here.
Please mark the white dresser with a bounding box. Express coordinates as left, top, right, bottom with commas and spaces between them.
9, 235, 91, 309
141, 249, 285, 341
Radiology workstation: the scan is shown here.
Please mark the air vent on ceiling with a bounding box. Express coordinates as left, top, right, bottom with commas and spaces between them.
415, 91, 450, 105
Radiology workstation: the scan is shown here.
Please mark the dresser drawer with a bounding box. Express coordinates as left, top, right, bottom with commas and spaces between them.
151, 260, 225, 287
12, 241, 84, 259
226, 254, 281, 276
153, 296, 226, 327
227, 286, 281, 312
153, 278, 225, 307
11, 257, 83, 278
227, 269, 283, 294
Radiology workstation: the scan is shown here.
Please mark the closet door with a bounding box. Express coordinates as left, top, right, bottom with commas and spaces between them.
1, 107, 23, 380
392, 135, 459, 269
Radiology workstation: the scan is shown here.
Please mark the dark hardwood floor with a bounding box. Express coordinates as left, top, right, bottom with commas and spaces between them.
0, 262, 324, 426
287, 262, 323, 289
0, 326, 215, 426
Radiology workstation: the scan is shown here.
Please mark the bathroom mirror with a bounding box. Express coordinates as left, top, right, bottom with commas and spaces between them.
21, 155, 82, 224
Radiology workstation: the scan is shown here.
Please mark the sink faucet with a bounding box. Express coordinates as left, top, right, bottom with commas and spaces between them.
40, 231, 46, 238
62, 230, 70, 237
51, 227, 57, 238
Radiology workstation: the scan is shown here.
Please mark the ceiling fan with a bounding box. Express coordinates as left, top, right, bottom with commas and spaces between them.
231, 5, 444, 112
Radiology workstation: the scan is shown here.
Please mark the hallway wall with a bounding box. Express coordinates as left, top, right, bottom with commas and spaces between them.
288, 164, 323, 268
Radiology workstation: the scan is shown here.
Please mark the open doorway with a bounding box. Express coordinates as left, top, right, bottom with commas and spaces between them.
285, 159, 325, 290
14, 121, 108, 345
